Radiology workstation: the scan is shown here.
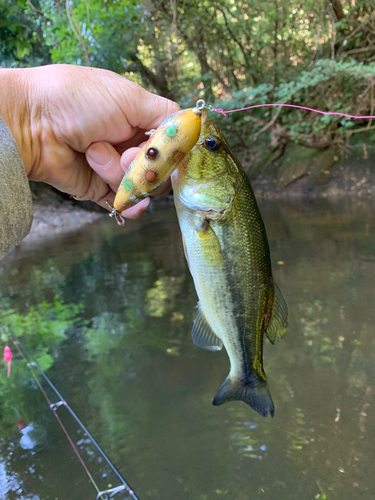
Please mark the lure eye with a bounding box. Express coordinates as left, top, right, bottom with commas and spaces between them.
146, 147, 159, 160
204, 136, 222, 151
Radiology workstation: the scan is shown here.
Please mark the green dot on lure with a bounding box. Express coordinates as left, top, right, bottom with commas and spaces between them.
166, 124, 177, 137
124, 180, 133, 190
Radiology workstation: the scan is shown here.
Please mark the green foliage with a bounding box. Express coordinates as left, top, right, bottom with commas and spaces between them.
2, 0, 375, 147
145, 276, 184, 317
84, 311, 126, 359
0, 0, 52, 67
0, 295, 83, 348
215, 58, 375, 146
0, 296, 84, 434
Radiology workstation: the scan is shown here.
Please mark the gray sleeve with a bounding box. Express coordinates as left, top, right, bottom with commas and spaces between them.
0, 115, 33, 259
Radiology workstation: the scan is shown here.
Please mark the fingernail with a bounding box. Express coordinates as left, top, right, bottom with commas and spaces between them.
87, 143, 113, 168
121, 197, 150, 217
139, 197, 150, 209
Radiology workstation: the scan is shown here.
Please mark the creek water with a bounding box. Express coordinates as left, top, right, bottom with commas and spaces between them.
1, 198, 375, 500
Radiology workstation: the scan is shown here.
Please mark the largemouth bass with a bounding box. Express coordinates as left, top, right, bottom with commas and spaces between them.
113, 106, 202, 216
172, 111, 288, 418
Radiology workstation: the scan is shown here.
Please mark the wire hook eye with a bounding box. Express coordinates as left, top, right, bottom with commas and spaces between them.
195, 99, 206, 110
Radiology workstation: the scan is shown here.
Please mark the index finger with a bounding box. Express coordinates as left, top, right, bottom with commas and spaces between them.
118, 82, 181, 131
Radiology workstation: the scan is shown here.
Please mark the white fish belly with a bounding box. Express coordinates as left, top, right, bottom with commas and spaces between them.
174, 197, 245, 379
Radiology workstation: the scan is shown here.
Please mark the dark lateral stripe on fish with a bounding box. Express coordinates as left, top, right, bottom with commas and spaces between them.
219, 215, 257, 380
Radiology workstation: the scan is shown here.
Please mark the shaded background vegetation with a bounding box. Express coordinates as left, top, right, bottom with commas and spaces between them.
1, 0, 375, 154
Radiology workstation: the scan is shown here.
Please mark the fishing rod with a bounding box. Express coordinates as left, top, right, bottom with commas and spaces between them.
10, 336, 139, 500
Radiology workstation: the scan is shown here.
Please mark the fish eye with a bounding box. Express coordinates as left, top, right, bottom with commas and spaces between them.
204, 136, 222, 151
146, 147, 159, 160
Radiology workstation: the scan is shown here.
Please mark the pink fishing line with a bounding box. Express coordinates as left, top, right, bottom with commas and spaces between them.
214, 103, 375, 120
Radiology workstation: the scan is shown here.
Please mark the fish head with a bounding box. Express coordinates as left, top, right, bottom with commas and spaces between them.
174, 111, 240, 214
113, 107, 202, 213
177, 111, 231, 182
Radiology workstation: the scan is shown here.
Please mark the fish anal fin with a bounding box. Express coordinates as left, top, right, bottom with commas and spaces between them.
212, 375, 274, 418
192, 303, 223, 351
266, 282, 288, 345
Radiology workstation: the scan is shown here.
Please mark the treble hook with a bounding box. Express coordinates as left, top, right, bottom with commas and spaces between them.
105, 201, 125, 226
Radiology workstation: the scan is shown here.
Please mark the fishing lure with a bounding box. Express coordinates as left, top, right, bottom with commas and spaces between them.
110, 98, 372, 225
4, 345, 12, 377
109, 103, 203, 225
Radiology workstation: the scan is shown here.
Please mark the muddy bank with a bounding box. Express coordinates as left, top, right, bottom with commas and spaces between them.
27, 182, 172, 242
26, 141, 375, 242
26, 182, 103, 242
238, 141, 375, 200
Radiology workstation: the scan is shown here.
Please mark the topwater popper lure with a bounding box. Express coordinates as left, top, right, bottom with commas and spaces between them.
109, 103, 203, 225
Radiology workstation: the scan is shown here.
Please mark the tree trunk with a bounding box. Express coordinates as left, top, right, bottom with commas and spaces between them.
330, 0, 345, 21
129, 55, 173, 99
195, 34, 214, 102
273, 0, 279, 85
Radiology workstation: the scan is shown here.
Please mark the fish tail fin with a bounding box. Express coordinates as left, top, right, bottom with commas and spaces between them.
212, 375, 274, 418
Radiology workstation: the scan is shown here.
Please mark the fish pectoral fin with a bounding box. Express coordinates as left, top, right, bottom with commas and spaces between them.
195, 221, 225, 268
266, 282, 288, 344
192, 303, 223, 351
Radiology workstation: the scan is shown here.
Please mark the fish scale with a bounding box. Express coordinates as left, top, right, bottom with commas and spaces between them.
172, 110, 288, 418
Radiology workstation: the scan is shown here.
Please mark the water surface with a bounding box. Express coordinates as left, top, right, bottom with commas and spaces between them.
1, 198, 375, 500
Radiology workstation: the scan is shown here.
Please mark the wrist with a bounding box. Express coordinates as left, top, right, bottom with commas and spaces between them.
0, 68, 40, 177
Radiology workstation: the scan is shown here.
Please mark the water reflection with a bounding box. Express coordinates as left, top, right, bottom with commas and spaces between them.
0, 198, 375, 499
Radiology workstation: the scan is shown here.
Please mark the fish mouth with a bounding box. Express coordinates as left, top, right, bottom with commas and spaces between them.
200, 110, 223, 139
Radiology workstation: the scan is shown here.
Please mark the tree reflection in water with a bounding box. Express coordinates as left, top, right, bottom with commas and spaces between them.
0, 200, 375, 499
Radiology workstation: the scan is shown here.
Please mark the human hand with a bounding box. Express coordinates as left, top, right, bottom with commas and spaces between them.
0, 65, 179, 218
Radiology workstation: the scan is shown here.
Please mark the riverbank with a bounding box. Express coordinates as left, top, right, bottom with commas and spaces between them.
25, 142, 375, 243
25, 182, 103, 243
238, 141, 375, 200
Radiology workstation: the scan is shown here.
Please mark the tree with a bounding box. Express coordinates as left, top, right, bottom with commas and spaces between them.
0, 0, 52, 67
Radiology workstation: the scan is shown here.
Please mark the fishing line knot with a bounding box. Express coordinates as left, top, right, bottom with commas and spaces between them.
195, 99, 222, 114
195, 99, 206, 110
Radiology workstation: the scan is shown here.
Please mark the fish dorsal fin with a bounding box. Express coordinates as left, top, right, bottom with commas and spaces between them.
266, 283, 288, 344
192, 302, 223, 351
